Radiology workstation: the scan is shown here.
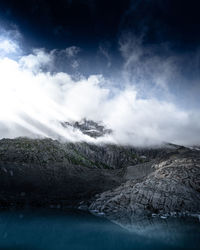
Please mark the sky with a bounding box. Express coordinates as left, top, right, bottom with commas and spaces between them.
0, 0, 200, 146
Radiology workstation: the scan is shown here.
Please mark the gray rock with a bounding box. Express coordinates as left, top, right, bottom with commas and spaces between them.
61, 119, 112, 138
90, 149, 200, 225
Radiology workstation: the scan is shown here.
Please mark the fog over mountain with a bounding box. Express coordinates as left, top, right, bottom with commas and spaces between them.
0, 28, 200, 146
0, 0, 200, 146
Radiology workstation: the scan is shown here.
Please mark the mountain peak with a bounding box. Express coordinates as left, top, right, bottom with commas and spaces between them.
61, 119, 112, 138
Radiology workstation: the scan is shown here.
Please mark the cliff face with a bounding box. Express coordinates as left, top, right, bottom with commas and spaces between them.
90, 147, 200, 225
0, 137, 199, 224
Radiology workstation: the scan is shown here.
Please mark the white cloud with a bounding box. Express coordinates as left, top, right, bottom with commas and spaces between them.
0, 39, 18, 54
19, 49, 53, 73
0, 37, 200, 146
0, 25, 21, 57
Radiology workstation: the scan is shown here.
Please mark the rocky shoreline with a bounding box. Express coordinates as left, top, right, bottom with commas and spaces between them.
0, 137, 199, 227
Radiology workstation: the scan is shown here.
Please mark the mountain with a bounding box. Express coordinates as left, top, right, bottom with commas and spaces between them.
61, 119, 112, 138
90, 146, 200, 224
0, 137, 199, 227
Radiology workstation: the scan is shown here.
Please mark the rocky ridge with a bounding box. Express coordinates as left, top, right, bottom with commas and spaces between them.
0, 137, 199, 227
0, 137, 160, 207
89, 147, 200, 225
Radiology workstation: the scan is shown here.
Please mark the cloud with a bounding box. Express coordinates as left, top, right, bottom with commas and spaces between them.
71, 60, 79, 69
99, 45, 111, 68
19, 49, 53, 73
119, 34, 174, 97
0, 37, 200, 146
0, 25, 22, 57
119, 33, 200, 109
0, 39, 18, 54
65, 46, 80, 57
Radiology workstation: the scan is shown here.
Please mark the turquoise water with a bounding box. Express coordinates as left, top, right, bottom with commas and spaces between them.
0, 208, 199, 250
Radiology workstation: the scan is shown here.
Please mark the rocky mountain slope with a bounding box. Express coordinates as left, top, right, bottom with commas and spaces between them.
90, 146, 200, 226
0, 137, 199, 226
0, 137, 161, 207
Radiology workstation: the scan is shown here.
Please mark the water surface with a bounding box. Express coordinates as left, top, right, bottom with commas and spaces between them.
0, 208, 199, 250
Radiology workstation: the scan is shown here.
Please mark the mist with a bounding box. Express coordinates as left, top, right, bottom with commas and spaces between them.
0, 34, 200, 146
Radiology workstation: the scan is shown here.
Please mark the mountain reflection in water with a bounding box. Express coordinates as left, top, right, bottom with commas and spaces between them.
0, 208, 199, 250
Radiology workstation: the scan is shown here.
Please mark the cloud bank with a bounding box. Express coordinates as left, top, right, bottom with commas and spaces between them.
0, 35, 200, 146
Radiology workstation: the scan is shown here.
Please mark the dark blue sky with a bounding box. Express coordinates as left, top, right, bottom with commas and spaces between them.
0, 0, 200, 51
0, 0, 200, 108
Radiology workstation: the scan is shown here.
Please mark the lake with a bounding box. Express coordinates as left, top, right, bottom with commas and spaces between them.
0, 208, 199, 250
